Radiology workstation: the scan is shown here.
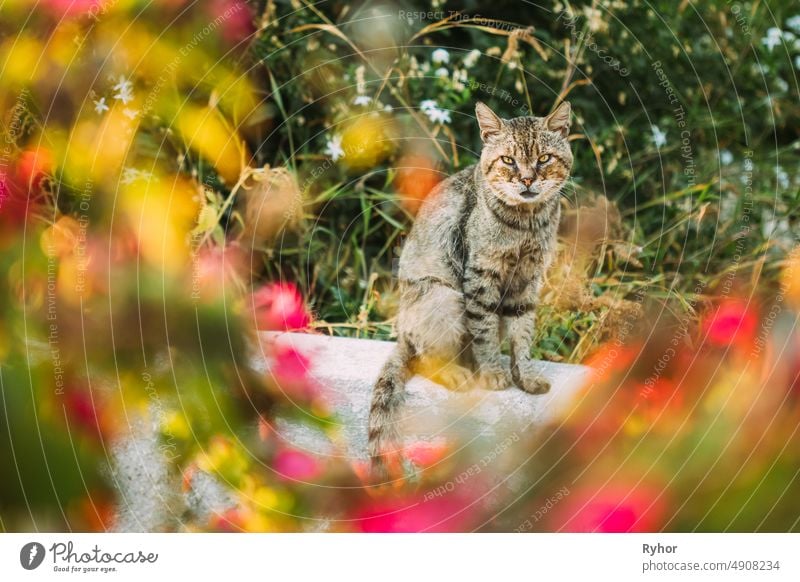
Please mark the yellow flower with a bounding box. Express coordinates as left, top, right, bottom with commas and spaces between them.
176, 106, 247, 184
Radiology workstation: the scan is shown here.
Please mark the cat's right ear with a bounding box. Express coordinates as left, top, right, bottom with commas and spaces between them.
475, 102, 503, 142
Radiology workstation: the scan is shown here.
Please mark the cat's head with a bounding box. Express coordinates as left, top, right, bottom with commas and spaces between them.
475, 101, 573, 207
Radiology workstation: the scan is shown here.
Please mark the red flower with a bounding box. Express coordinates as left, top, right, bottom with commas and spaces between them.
703, 300, 758, 347
16, 148, 52, 191
251, 282, 311, 331
585, 344, 641, 381
62, 385, 109, 442
637, 378, 683, 421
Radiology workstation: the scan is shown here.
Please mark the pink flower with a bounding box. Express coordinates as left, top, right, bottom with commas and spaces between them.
273, 448, 323, 481
354, 494, 476, 533
703, 300, 758, 347
195, 244, 244, 300
42, 0, 106, 17
269, 345, 323, 403
207, 0, 255, 45
551, 482, 666, 532
251, 282, 311, 331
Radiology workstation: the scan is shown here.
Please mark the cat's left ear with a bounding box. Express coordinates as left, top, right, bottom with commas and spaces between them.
546, 101, 571, 137
475, 101, 504, 142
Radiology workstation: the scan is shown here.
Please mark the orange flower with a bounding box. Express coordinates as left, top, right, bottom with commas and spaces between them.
404, 438, 449, 468
16, 147, 52, 192
584, 343, 641, 382
394, 153, 442, 215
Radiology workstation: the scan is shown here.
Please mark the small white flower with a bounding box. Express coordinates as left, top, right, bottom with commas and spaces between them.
776, 77, 789, 92
420, 99, 438, 112
122, 108, 139, 120
787, 15, 800, 34
93, 97, 109, 115
324, 134, 345, 162
777, 166, 790, 190
432, 48, 450, 64
463, 49, 481, 69
795, 55, 800, 70
353, 95, 372, 106
419, 99, 450, 124
761, 27, 783, 51
434, 67, 449, 78
112, 75, 132, 94
112, 75, 135, 104
720, 150, 733, 166
651, 125, 667, 148
428, 107, 451, 124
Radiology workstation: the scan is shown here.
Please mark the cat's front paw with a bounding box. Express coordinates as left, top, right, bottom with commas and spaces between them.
476, 364, 514, 391
514, 360, 551, 395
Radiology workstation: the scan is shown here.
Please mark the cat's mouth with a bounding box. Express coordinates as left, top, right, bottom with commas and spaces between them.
519, 189, 540, 200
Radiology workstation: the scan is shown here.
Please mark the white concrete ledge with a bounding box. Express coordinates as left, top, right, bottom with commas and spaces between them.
260, 333, 590, 461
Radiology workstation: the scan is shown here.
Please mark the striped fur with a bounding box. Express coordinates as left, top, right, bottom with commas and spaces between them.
368, 101, 573, 481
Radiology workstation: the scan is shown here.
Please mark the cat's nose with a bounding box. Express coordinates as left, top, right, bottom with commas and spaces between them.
520, 177, 535, 188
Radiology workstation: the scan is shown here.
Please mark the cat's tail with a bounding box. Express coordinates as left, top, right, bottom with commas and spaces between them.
368, 339, 415, 483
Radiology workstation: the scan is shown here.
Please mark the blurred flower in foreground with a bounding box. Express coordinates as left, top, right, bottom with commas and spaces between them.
702, 300, 758, 347
251, 282, 311, 331
550, 482, 667, 532
208, 0, 255, 45
354, 493, 477, 533
193, 244, 246, 300
269, 344, 324, 403
16, 147, 53, 191
273, 447, 323, 481
404, 439, 449, 469
43, 0, 106, 17
177, 105, 248, 184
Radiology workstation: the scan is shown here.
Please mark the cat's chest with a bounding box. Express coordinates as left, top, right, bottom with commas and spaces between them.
477, 236, 548, 280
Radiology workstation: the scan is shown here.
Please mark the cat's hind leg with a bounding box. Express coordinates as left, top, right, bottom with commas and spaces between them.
398, 282, 474, 391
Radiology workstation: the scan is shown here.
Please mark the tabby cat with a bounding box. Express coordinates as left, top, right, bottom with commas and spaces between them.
368, 100, 573, 480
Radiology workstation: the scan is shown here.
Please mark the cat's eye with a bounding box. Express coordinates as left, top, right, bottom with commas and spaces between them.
538, 154, 552, 164
501, 156, 515, 165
